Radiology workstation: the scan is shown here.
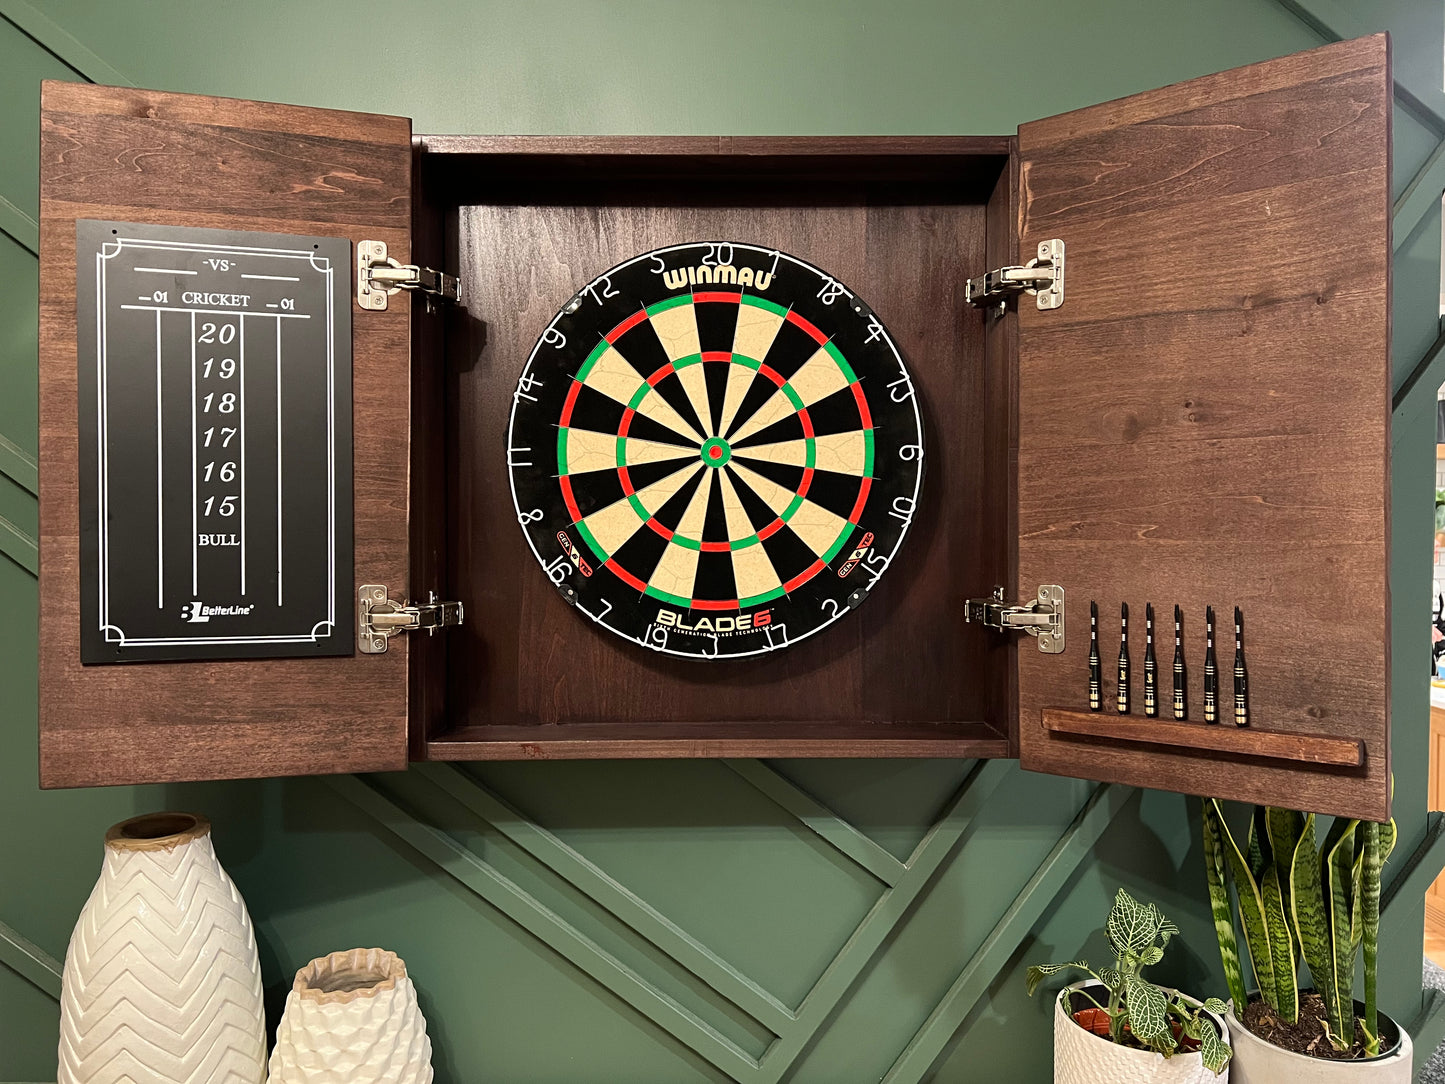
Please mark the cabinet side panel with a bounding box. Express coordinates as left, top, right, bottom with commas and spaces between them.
39, 82, 414, 786
1014, 36, 1391, 819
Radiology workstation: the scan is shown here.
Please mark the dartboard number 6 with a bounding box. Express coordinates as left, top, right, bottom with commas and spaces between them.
506, 242, 925, 660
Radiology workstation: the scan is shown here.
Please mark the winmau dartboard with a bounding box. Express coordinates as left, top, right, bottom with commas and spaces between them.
507, 242, 924, 659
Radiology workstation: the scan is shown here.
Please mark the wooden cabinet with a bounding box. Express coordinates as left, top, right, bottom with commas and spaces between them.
37, 36, 1393, 820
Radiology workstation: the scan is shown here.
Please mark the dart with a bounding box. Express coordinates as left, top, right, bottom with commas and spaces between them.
1233, 607, 1249, 728
1143, 603, 1158, 717
1172, 605, 1187, 720
1089, 601, 1102, 711
1117, 602, 1130, 714
1204, 606, 1219, 724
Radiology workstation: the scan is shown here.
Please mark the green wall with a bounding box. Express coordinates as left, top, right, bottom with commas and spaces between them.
1, 2, 1442, 1081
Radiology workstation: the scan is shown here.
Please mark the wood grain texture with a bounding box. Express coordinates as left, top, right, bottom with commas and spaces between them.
1042, 708, 1362, 767
436, 145, 1010, 750
1015, 36, 1392, 820
425, 723, 1010, 761
38, 82, 414, 787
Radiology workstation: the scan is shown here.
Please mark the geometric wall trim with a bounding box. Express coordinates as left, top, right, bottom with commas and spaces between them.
326, 763, 1033, 1083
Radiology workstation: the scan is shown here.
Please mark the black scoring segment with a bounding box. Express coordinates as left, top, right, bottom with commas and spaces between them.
507, 243, 925, 659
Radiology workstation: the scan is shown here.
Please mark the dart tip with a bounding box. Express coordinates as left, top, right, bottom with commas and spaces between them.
1146, 602, 1154, 621
1235, 606, 1243, 625
1174, 604, 1182, 620
1091, 600, 1098, 618
1206, 605, 1214, 623
1121, 602, 1128, 618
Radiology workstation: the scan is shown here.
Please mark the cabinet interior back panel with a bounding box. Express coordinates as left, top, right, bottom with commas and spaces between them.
443, 191, 1005, 731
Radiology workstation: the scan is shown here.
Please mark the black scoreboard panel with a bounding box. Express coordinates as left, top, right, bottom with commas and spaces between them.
76, 221, 353, 663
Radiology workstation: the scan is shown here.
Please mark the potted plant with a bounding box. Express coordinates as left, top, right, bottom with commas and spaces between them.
1028, 887, 1232, 1083
1201, 800, 1412, 1081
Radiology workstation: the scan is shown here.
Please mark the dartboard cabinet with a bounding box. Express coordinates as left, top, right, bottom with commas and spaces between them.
36, 35, 1392, 820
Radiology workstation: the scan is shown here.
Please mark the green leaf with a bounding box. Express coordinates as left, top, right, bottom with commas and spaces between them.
1203, 997, 1228, 1014
1361, 819, 1383, 1048
1107, 888, 1162, 957
1121, 974, 1170, 1043
1196, 1018, 1233, 1074
1221, 805, 1280, 1012
1202, 800, 1248, 1009
1097, 966, 1122, 993
1323, 818, 1359, 1049
1139, 946, 1164, 967
1290, 814, 1332, 1024
1261, 864, 1298, 1020
1265, 807, 1304, 936
1026, 961, 1089, 997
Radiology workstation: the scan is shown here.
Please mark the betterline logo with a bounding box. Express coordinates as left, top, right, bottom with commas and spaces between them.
180, 601, 256, 623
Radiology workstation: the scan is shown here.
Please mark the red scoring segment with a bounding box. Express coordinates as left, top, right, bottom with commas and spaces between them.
554, 294, 882, 617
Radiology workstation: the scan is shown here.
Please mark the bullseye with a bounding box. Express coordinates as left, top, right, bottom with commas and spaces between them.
699, 436, 732, 468
507, 241, 925, 660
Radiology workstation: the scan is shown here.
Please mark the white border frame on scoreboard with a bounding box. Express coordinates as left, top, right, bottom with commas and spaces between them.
94, 236, 338, 647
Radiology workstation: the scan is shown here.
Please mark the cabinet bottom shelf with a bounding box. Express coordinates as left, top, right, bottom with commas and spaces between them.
425, 721, 1009, 761
1041, 708, 1363, 767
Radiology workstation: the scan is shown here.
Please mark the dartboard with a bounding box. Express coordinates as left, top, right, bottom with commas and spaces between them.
507, 242, 924, 659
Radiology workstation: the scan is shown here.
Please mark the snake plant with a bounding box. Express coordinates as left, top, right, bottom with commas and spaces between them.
1202, 799, 1396, 1055
1027, 887, 1232, 1073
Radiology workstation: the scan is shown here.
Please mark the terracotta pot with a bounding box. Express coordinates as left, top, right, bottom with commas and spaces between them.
1225, 998, 1411, 1083
1054, 981, 1229, 1083
58, 812, 267, 1084
267, 948, 433, 1084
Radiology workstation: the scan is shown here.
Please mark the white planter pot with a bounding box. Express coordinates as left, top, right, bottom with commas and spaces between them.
267, 947, 433, 1084
58, 812, 267, 1084
1225, 1001, 1411, 1083
1054, 981, 1229, 1084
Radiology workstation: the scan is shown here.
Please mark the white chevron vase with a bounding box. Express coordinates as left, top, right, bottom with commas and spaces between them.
267, 948, 433, 1084
58, 812, 267, 1084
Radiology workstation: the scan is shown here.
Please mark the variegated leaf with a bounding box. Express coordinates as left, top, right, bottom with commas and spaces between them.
1025, 961, 1088, 997
1107, 888, 1161, 957
1261, 864, 1298, 1021
1202, 800, 1248, 1009
1323, 818, 1359, 1048
1290, 814, 1332, 1022
1121, 974, 1169, 1043
1222, 806, 1279, 1011
1196, 1017, 1233, 1074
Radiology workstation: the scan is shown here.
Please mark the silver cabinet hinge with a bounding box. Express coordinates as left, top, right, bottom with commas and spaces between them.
964, 585, 1065, 653
358, 584, 464, 654
965, 239, 1064, 315
357, 240, 460, 311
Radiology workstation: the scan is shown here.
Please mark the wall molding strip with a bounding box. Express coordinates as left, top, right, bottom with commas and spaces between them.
881, 784, 1129, 1084
1392, 323, 1445, 422
0, 432, 37, 498
722, 759, 907, 887
0, 512, 37, 576
752, 760, 1013, 1084
1273, 0, 1445, 133
0, 1, 125, 86
0, 194, 38, 258
0, 917, 61, 1000
419, 763, 795, 1034
1381, 810, 1445, 915
325, 773, 766, 1080
1394, 138, 1445, 254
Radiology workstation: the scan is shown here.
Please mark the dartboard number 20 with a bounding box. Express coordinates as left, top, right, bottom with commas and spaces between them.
507, 242, 925, 660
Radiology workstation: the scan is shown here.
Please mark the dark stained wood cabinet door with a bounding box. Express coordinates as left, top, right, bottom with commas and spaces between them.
1014, 36, 1392, 820
38, 82, 414, 787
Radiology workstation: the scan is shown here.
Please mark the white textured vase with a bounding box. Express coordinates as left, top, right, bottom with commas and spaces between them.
58, 812, 266, 1084
1225, 1002, 1412, 1083
1054, 982, 1229, 1084
267, 948, 433, 1084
